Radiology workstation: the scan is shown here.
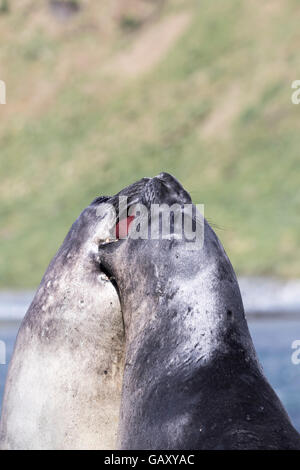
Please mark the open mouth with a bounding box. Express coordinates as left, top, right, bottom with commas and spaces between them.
98, 214, 135, 246
97, 172, 193, 247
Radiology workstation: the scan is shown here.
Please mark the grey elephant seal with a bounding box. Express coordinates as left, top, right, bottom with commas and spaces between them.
98, 172, 300, 450
0, 177, 150, 450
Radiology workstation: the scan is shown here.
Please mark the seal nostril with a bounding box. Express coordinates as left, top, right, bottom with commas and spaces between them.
154, 173, 192, 204
156, 172, 171, 180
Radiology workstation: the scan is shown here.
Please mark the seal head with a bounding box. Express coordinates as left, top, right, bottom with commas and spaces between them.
98, 173, 300, 450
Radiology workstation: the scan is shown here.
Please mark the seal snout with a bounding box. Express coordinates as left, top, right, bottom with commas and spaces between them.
143, 172, 192, 206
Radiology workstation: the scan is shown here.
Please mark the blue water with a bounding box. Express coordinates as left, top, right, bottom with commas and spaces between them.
0, 319, 300, 433
249, 320, 300, 432
0, 322, 20, 417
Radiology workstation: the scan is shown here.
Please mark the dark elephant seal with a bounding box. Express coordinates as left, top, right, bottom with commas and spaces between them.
0, 177, 150, 450
98, 172, 300, 450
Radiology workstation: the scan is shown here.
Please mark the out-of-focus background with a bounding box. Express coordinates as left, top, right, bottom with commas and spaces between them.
0, 0, 299, 431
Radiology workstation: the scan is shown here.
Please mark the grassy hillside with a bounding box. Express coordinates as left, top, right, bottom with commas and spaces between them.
0, 0, 300, 288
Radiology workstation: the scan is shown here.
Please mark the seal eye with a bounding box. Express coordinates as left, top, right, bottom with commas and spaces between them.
116, 215, 135, 239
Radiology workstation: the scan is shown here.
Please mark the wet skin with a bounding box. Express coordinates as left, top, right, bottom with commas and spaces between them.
98, 172, 300, 450
0, 176, 152, 450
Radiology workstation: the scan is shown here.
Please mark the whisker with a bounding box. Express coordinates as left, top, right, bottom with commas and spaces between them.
206, 218, 230, 232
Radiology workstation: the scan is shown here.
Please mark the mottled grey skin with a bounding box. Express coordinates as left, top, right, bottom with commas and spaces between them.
0, 178, 150, 450
99, 173, 300, 450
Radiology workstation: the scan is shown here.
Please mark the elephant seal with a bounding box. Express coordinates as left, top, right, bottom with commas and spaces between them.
0, 177, 150, 450
98, 172, 300, 450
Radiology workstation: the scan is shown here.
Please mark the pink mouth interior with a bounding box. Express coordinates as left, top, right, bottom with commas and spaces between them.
115, 215, 135, 239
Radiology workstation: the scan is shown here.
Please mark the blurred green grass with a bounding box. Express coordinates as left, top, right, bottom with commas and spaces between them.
0, 0, 300, 288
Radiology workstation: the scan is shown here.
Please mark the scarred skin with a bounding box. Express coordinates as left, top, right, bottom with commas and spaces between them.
98, 172, 300, 450
2, 173, 299, 450
0, 178, 150, 450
